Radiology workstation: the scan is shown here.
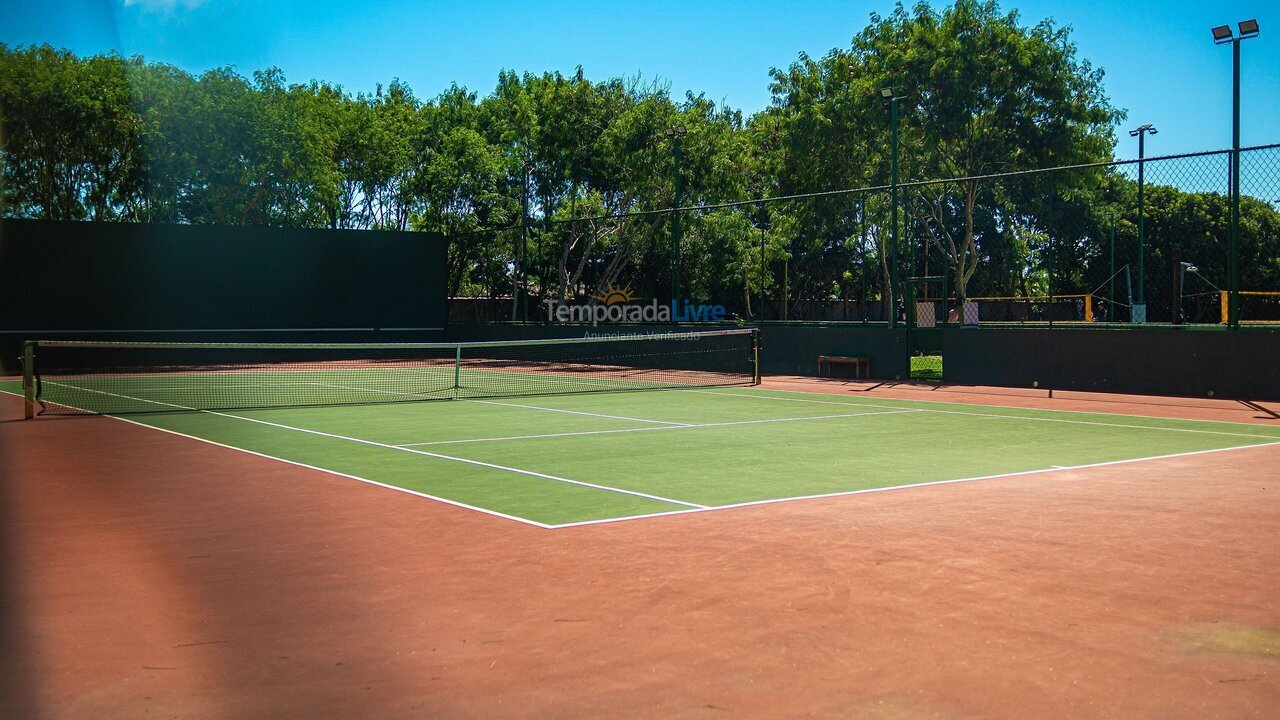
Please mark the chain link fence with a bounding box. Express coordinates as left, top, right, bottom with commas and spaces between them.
448, 144, 1280, 331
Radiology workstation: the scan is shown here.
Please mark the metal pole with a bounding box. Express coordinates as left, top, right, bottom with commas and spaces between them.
1048, 174, 1055, 329
671, 134, 683, 321
515, 164, 529, 322
453, 344, 462, 398
521, 211, 529, 322
890, 97, 900, 329
941, 273, 949, 324
759, 216, 766, 321
1109, 215, 1116, 322
1177, 262, 1187, 325
23, 341, 35, 420
1137, 132, 1146, 304
1124, 265, 1133, 317
1229, 38, 1241, 329
860, 203, 868, 323
752, 328, 761, 385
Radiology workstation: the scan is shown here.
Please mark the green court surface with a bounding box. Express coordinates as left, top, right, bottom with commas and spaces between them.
7, 379, 1280, 528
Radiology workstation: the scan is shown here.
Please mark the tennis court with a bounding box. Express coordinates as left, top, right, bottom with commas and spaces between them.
7, 335, 1279, 528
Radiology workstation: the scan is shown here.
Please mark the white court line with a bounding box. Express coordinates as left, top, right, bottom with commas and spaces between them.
395, 409, 920, 447
0, 389, 550, 529
50, 381, 329, 390
692, 386, 1280, 430
682, 389, 1280, 441
14, 384, 1280, 530
33, 383, 706, 510
472, 399, 694, 426
547, 438, 1280, 529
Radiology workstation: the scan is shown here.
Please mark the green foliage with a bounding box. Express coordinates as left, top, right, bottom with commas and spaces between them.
2, 1, 1279, 315
766, 0, 1122, 306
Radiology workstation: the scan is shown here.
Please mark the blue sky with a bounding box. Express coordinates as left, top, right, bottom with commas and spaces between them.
3, 0, 1277, 158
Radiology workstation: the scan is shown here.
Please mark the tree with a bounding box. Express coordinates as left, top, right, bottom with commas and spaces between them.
767, 0, 1122, 307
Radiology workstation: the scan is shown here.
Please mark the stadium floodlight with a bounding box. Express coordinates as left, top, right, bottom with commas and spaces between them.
880, 87, 893, 98
1129, 124, 1157, 303
1213, 19, 1260, 327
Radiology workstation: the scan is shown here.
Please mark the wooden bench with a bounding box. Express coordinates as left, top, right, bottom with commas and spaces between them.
817, 355, 871, 379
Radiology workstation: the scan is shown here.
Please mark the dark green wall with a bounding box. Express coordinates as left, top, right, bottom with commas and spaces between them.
942, 327, 1280, 399
447, 322, 1280, 400
1, 219, 446, 370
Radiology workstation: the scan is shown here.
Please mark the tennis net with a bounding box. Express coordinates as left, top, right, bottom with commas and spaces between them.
21, 329, 759, 416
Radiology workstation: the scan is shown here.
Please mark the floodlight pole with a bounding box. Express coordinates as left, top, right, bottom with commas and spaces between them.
757, 203, 769, 321
669, 127, 686, 320
759, 221, 767, 321
1137, 131, 1144, 304
860, 201, 869, 323
1130, 125, 1156, 305
1177, 261, 1186, 325
1108, 214, 1116, 322
1214, 20, 1259, 329
884, 91, 902, 328
518, 157, 530, 322
1229, 37, 1242, 329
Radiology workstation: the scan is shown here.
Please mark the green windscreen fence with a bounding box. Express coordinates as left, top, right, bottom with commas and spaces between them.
0, 220, 448, 371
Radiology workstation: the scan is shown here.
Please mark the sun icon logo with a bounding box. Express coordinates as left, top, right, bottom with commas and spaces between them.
594, 283, 639, 305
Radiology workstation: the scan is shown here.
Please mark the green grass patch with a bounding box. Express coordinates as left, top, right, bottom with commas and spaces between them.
910, 354, 943, 380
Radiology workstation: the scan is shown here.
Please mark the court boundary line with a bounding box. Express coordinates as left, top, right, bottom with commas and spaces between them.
683, 389, 1280, 441
718, 385, 1280, 430
0, 389, 555, 529
24, 383, 708, 511
546, 438, 1280, 528
8, 385, 1279, 529
395, 409, 920, 447
196, 409, 708, 509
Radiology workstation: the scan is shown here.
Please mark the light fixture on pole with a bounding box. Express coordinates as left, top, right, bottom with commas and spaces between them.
1178, 261, 1200, 324
1211, 19, 1260, 329
1128, 124, 1157, 311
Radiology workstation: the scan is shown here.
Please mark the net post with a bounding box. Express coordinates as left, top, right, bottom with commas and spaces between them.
751, 329, 761, 385
453, 344, 462, 398
22, 341, 36, 420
